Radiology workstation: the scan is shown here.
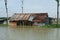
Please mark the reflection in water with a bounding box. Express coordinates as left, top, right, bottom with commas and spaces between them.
0, 27, 60, 40
56, 28, 60, 40
0, 27, 9, 40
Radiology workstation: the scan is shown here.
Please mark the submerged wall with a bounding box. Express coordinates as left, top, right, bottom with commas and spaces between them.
9, 22, 17, 26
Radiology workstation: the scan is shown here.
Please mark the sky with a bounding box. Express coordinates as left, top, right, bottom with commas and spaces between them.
0, 0, 60, 18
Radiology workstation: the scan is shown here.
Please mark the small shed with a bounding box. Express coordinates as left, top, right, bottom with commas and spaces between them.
9, 13, 48, 26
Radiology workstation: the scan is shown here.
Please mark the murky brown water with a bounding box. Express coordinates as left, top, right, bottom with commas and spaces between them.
0, 27, 60, 40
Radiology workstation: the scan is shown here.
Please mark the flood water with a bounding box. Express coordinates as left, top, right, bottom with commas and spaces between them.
0, 27, 60, 40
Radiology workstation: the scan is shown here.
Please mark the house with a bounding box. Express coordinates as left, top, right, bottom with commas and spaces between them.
9, 13, 52, 26
0, 17, 7, 24
0, 17, 11, 24
45, 17, 55, 25
52, 18, 60, 24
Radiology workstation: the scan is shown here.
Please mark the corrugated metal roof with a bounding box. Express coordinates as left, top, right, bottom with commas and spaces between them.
9, 13, 48, 22
29, 16, 35, 21
10, 14, 31, 21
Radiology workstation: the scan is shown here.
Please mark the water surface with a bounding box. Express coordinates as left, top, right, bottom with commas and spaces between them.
0, 26, 60, 40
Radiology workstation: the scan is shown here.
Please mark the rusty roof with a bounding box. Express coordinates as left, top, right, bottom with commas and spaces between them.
9, 13, 48, 22
10, 13, 31, 21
